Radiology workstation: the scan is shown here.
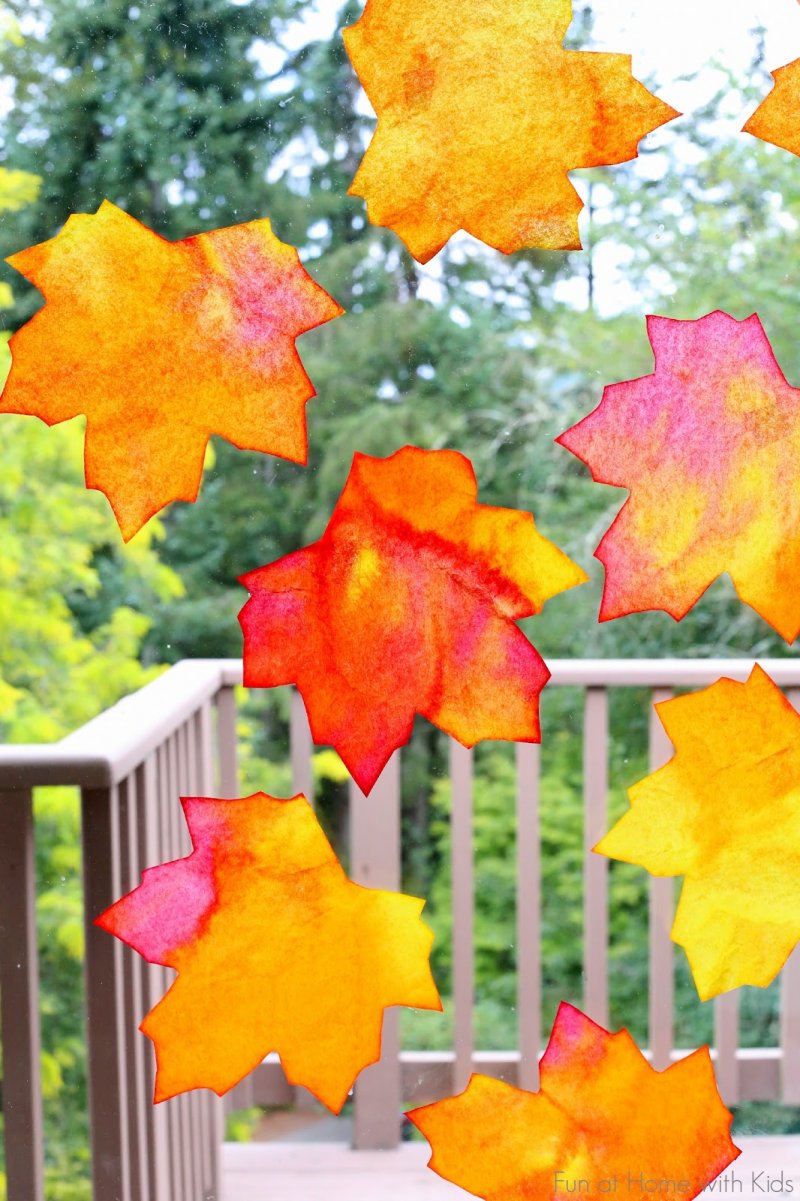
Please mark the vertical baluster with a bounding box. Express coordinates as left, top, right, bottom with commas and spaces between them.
781, 687, 800, 1102
136, 759, 170, 1201
583, 688, 609, 1028
648, 690, 674, 1071
186, 715, 209, 1196
0, 789, 44, 1201
780, 948, 800, 1104
183, 720, 208, 1200
118, 773, 149, 1201
216, 686, 239, 799
195, 703, 224, 1201
169, 733, 196, 1201
350, 752, 402, 1149
451, 740, 474, 1094
82, 783, 131, 1201
714, 992, 740, 1104
176, 724, 192, 854
286, 689, 318, 1112
290, 688, 314, 803
174, 725, 193, 1196
138, 755, 171, 1201
516, 744, 542, 1090
216, 693, 254, 1124
158, 740, 185, 1201
216, 687, 256, 1116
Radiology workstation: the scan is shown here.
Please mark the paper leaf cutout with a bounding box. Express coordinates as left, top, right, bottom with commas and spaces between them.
557, 311, 800, 641
408, 1003, 739, 1200
96, 792, 441, 1109
239, 446, 587, 794
342, 0, 679, 263
597, 665, 800, 1000
744, 58, 800, 156
1, 200, 343, 540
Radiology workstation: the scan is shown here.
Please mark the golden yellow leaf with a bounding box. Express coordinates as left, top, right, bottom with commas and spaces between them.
597, 666, 800, 1000
343, 0, 678, 262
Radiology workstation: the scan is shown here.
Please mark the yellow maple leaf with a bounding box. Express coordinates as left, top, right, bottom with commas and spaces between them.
744, 58, 800, 157
597, 666, 800, 1000
343, 0, 679, 262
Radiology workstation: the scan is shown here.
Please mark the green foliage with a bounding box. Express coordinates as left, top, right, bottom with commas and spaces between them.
225, 1107, 264, 1144
0, 387, 182, 740
0, 339, 181, 1189
0, 166, 40, 213
730, 1103, 800, 1135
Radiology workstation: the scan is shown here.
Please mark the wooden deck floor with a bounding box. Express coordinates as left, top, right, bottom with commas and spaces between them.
222, 1137, 800, 1201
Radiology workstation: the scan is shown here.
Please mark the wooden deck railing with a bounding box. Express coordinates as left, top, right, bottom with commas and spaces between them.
0, 660, 240, 1201
2, 659, 800, 1199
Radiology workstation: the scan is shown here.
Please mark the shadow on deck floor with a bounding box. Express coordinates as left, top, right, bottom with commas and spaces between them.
222, 1138, 800, 1201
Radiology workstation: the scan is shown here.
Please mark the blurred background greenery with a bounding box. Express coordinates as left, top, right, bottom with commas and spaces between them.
1, 1, 800, 1195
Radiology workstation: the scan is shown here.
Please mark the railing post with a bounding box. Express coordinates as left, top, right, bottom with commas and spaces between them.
290, 689, 314, 803
350, 752, 402, 1149
0, 788, 45, 1201
714, 992, 740, 1105
780, 947, 800, 1104
516, 744, 541, 1090
450, 740, 475, 1095
82, 784, 131, 1201
583, 688, 609, 1028
215, 687, 239, 800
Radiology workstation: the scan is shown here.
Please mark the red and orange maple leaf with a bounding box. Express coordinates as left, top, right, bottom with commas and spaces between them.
343, 0, 679, 262
557, 311, 800, 640
239, 446, 587, 794
409, 1003, 739, 1201
1, 200, 343, 540
97, 792, 441, 1110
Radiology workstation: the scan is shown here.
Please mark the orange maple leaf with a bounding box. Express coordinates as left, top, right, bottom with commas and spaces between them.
1, 200, 343, 540
409, 1003, 739, 1201
557, 311, 800, 641
239, 446, 587, 795
96, 792, 441, 1109
342, 0, 679, 263
744, 58, 800, 156
597, 666, 800, 1000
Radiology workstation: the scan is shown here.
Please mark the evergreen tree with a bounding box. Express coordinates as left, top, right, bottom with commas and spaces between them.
0, 0, 309, 311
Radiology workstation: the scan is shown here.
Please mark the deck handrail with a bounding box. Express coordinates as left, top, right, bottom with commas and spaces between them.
2, 656, 800, 786
0, 659, 240, 786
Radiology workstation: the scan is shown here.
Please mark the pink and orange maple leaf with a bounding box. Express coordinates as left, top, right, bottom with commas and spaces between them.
97, 792, 441, 1110
558, 311, 800, 640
